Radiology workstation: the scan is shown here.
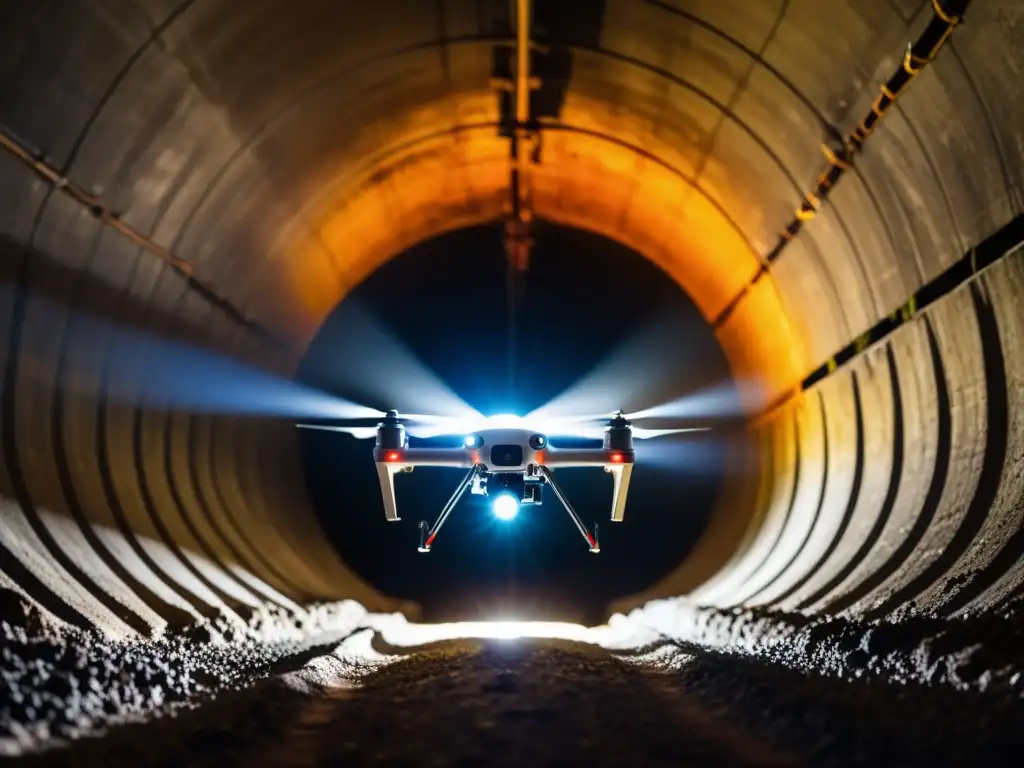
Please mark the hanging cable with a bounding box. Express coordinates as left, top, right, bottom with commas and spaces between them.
0, 124, 288, 351
713, 0, 972, 331
497, 0, 538, 405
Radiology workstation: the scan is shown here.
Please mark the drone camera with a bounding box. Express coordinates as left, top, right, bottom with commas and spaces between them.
490, 444, 523, 467
487, 472, 525, 500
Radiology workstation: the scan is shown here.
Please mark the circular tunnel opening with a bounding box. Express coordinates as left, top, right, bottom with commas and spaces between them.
297, 221, 735, 623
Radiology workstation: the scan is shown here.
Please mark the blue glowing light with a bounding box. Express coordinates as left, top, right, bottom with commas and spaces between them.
492, 493, 520, 521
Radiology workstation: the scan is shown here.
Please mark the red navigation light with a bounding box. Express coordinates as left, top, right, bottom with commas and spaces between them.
386, 451, 401, 462
608, 452, 624, 463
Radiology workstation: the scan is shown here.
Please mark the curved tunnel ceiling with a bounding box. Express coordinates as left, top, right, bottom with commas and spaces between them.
1, 0, 1023, 638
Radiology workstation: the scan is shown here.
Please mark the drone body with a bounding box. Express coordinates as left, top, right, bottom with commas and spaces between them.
372, 411, 634, 553
297, 408, 707, 553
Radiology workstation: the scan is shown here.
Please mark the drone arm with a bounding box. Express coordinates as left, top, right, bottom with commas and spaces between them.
606, 463, 634, 522
373, 448, 477, 522
539, 447, 634, 523
373, 447, 476, 468
542, 447, 635, 468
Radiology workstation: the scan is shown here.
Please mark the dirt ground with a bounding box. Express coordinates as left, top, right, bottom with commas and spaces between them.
13, 632, 1024, 767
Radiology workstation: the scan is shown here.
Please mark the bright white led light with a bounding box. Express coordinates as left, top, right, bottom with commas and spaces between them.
464, 434, 476, 448
492, 493, 519, 520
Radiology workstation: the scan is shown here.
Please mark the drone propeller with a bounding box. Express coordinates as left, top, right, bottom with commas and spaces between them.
295, 411, 472, 440
539, 423, 710, 441
295, 409, 712, 441
520, 409, 711, 442
295, 424, 380, 439
632, 426, 711, 439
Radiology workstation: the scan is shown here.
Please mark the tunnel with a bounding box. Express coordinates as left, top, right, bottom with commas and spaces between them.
2, 0, 1024, 762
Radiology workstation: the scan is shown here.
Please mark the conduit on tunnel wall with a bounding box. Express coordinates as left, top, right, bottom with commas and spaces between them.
0, 0, 1022, 639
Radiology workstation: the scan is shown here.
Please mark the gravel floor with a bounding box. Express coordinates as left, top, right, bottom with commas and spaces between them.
13, 632, 1024, 767
0, 601, 371, 754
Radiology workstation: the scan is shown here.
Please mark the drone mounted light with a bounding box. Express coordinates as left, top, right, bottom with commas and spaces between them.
492, 492, 520, 520
464, 434, 484, 449
528, 433, 546, 450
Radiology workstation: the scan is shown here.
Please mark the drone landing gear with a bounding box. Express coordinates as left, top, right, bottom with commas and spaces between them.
538, 466, 601, 553
418, 465, 482, 553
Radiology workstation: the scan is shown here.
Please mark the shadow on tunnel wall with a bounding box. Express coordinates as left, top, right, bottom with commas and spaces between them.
616, 248, 1024, 622
0, 232, 395, 638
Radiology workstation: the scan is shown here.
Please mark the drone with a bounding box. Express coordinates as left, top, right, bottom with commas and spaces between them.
297, 410, 708, 553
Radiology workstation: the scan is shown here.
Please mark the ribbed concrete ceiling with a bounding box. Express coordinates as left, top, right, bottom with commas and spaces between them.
1, 0, 1022, 638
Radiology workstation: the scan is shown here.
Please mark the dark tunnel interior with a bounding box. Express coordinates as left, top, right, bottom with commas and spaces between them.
1, 0, 1021, 640
297, 222, 731, 623
2, 0, 1024, 758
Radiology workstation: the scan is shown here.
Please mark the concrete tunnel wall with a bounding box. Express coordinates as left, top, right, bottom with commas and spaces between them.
0, 0, 1022, 639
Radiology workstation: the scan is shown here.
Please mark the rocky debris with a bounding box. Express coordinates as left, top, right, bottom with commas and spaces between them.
15, 637, 1024, 767
620, 592, 1024, 696
13, 639, 801, 766
6, 590, 1024, 761
0, 600, 369, 756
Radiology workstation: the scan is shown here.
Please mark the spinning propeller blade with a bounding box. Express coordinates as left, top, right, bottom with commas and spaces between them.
532, 408, 712, 442
295, 424, 379, 439
630, 426, 711, 440
295, 411, 472, 440
296, 408, 713, 441
540, 423, 710, 441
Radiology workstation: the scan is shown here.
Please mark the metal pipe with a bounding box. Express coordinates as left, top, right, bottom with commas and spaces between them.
515, 0, 531, 126
0, 125, 284, 349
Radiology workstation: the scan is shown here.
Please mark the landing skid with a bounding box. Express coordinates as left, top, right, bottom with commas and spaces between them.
417, 465, 482, 552
414, 464, 601, 554
538, 466, 601, 553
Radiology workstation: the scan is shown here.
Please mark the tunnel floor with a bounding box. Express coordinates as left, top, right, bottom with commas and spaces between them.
15, 630, 1024, 767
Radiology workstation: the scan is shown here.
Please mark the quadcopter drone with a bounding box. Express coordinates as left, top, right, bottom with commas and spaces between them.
297, 410, 707, 553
